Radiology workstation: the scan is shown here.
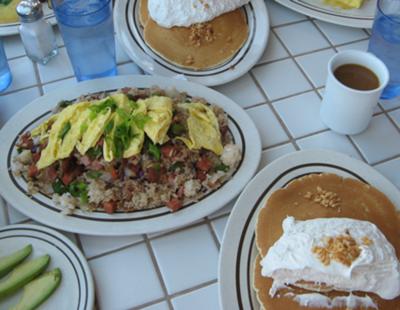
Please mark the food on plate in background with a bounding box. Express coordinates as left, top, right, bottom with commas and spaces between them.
0, 245, 62, 310
139, 0, 249, 70
254, 173, 400, 309
324, 0, 365, 9
0, 0, 19, 24
13, 87, 242, 215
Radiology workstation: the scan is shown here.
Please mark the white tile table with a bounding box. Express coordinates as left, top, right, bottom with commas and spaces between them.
1, 1, 400, 309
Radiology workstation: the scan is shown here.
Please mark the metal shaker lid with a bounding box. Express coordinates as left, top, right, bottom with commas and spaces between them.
16, 0, 44, 23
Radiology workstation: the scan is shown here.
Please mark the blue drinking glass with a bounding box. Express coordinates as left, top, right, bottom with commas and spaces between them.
51, 0, 117, 81
0, 40, 12, 92
368, 0, 400, 99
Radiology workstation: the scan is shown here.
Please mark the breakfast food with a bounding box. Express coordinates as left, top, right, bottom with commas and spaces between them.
13, 87, 241, 215
139, 0, 249, 70
0, 0, 20, 24
254, 173, 400, 309
324, 0, 365, 9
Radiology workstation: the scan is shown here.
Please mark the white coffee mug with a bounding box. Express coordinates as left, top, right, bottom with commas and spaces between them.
320, 50, 389, 135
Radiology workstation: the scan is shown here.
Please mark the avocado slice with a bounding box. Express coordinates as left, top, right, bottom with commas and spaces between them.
10, 268, 62, 310
0, 245, 32, 278
0, 255, 50, 300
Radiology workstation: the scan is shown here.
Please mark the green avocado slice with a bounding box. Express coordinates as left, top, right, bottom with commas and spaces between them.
10, 268, 62, 310
0, 245, 32, 278
0, 255, 50, 300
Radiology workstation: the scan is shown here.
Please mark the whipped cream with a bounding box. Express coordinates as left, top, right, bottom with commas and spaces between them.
147, 0, 250, 28
285, 292, 378, 309
261, 217, 400, 300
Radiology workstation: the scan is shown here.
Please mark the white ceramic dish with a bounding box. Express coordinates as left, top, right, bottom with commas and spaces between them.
0, 75, 261, 236
218, 149, 400, 309
0, 4, 56, 36
275, 0, 375, 28
0, 224, 94, 310
113, 0, 269, 86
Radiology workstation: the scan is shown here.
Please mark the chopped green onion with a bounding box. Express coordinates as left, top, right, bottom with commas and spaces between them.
52, 179, 67, 195
89, 98, 117, 119
80, 122, 88, 135
148, 142, 161, 160
215, 163, 230, 173
58, 99, 74, 108
16, 147, 23, 154
87, 146, 102, 159
59, 122, 71, 140
170, 123, 185, 136
86, 171, 102, 179
170, 162, 184, 172
104, 119, 114, 135
68, 181, 89, 204
132, 114, 151, 130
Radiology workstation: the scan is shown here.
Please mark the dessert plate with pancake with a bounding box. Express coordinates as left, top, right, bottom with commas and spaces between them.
0, 0, 56, 36
219, 149, 400, 309
113, 0, 269, 86
274, 0, 376, 28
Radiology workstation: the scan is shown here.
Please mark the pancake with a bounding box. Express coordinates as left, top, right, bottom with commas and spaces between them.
0, 0, 20, 24
139, 0, 248, 70
254, 173, 400, 310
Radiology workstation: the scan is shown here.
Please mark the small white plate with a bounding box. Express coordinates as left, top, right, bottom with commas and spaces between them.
275, 0, 376, 28
113, 0, 269, 86
0, 75, 261, 236
0, 224, 94, 310
0, 4, 56, 36
219, 149, 400, 310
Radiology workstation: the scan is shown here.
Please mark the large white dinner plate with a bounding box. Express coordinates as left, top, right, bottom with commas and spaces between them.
0, 4, 56, 36
219, 149, 400, 309
275, 0, 376, 28
113, 0, 269, 86
0, 224, 94, 310
0, 75, 261, 236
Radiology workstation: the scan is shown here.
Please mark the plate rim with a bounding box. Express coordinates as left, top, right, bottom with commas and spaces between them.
0, 223, 95, 310
0, 74, 261, 236
274, 0, 374, 28
218, 149, 400, 310
113, 0, 270, 86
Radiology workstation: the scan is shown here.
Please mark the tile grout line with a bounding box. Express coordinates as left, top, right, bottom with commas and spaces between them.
87, 238, 146, 261
143, 235, 175, 310
372, 153, 400, 167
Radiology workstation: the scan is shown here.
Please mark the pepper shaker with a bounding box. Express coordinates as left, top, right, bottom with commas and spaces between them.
16, 0, 58, 65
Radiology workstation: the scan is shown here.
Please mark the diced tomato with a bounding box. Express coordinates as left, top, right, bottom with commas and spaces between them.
103, 201, 117, 214
146, 168, 160, 183
166, 198, 183, 212
196, 170, 207, 182
44, 165, 58, 182
32, 152, 41, 163
28, 164, 38, 178
61, 158, 71, 174
196, 157, 212, 172
61, 173, 74, 186
110, 167, 119, 180
19, 132, 33, 149
161, 145, 174, 158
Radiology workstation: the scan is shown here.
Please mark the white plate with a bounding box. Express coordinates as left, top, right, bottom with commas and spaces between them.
219, 149, 400, 310
275, 0, 375, 28
0, 224, 94, 310
113, 0, 269, 86
0, 4, 56, 36
0, 75, 261, 236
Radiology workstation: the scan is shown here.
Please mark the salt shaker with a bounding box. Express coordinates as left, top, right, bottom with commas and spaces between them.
16, 0, 58, 65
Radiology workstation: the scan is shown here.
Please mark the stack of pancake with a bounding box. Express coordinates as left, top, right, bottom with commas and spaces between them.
138, 0, 249, 70
254, 173, 400, 309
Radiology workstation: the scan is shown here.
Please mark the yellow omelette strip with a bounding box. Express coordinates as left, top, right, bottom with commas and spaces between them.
142, 96, 173, 145
58, 103, 91, 158
37, 102, 88, 170
30, 114, 58, 143
123, 100, 147, 158
177, 102, 223, 155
